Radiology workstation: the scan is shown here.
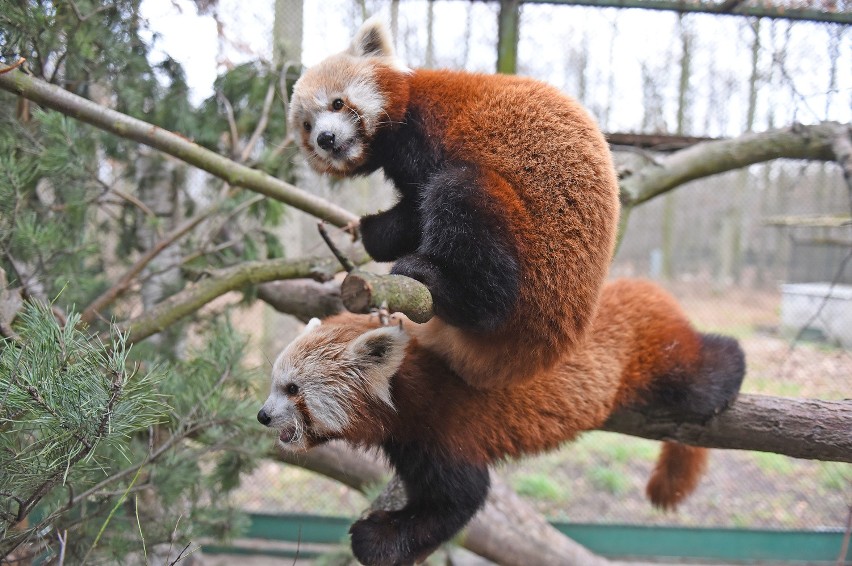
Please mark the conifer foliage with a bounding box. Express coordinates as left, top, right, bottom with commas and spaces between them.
0, 1, 291, 561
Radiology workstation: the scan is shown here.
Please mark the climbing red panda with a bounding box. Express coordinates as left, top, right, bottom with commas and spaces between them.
258, 279, 746, 566
288, 18, 621, 388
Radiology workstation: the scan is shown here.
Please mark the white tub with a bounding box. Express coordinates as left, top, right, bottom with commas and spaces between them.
780, 283, 852, 348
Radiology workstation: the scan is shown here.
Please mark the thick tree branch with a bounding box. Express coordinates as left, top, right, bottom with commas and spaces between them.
603, 394, 852, 463
620, 122, 844, 207
340, 270, 434, 323
271, 443, 612, 566
0, 67, 358, 228
257, 279, 345, 323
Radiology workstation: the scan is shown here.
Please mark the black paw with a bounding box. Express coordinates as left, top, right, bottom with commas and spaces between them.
350, 511, 419, 566
391, 254, 441, 290
360, 208, 421, 262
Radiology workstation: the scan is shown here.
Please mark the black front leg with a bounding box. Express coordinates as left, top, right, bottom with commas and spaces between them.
360, 198, 421, 262
350, 442, 490, 566
391, 162, 521, 333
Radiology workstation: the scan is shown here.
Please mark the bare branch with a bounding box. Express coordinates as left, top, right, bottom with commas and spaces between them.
317, 222, 355, 273
0, 68, 358, 228
620, 122, 842, 207
603, 394, 852, 463
216, 91, 240, 159
121, 245, 369, 343
239, 79, 276, 163
0, 58, 26, 75
80, 206, 218, 324
340, 270, 434, 324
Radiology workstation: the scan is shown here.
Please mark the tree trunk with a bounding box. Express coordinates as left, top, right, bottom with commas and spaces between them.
496, 0, 520, 74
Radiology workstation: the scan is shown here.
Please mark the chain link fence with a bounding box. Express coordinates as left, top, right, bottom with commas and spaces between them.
143, 0, 851, 533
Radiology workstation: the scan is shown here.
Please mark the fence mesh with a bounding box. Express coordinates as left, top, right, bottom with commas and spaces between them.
142, 0, 851, 532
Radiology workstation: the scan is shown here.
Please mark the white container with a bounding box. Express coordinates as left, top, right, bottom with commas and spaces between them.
780, 283, 852, 348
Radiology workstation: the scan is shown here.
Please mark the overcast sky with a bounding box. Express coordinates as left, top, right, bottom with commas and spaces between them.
139, 0, 850, 136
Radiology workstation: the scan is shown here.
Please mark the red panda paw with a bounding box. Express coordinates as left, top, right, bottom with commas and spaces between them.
349, 510, 436, 566
350, 510, 405, 566
343, 218, 361, 242
369, 302, 391, 326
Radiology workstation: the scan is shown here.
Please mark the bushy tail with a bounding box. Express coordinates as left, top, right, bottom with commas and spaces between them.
646, 442, 708, 510
678, 333, 746, 418
644, 334, 745, 509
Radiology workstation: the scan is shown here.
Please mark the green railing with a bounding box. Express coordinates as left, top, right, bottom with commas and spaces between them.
203, 513, 852, 563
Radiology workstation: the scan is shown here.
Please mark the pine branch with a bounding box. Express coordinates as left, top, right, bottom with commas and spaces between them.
0, 67, 358, 228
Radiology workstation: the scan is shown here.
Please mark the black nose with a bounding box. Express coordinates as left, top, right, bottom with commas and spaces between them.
316, 131, 335, 151
257, 409, 271, 426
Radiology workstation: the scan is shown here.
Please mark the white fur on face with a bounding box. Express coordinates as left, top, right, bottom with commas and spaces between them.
289, 55, 387, 175
259, 321, 409, 452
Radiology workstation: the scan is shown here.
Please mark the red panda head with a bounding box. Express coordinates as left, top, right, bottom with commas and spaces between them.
258, 317, 409, 452
288, 18, 410, 176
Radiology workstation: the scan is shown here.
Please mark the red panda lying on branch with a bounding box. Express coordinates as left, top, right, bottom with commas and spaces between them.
287, 18, 620, 389
258, 279, 745, 566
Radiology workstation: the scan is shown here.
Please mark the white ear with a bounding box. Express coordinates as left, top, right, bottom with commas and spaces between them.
348, 325, 409, 408
302, 318, 322, 335
349, 16, 395, 58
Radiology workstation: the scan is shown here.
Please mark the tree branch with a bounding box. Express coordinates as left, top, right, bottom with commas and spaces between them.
80, 206, 217, 324
340, 270, 434, 323
0, 67, 358, 228
121, 245, 368, 344
603, 394, 852, 463
619, 122, 842, 207
271, 443, 612, 566
257, 279, 344, 323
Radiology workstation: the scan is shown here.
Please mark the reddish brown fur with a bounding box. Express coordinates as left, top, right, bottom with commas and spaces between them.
646, 443, 709, 509
382, 69, 621, 388
307, 279, 714, 506
291, 37, 620, 388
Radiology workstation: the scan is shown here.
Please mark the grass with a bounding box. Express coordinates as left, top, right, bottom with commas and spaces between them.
573, 432, 659, 464
818, 462, 852, 491
587, 466, 630, 496
752, 452, 798, 477
511, 473, 570, 502
743, 376, 804, 397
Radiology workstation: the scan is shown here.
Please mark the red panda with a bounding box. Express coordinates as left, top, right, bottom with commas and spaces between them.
258, 279, 746, 566
288, 18, 620, 389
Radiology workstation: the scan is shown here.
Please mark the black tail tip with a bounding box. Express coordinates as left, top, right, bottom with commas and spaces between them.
689, 333, 746, 417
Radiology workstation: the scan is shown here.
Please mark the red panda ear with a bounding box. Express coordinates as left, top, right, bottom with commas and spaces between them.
348, 326, 408, 407
301, 317, 321, 334
349, 17, 395, 59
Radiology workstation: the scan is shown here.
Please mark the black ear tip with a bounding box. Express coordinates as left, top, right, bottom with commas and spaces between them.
367, 338, 390, 359
362, 29, 384, 55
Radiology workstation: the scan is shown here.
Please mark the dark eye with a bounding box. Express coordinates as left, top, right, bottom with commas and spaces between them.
332, 98, 344, 111
303, 121, 312, 132
286, 383, 299, 396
